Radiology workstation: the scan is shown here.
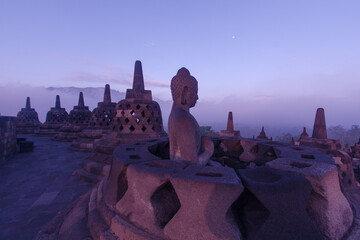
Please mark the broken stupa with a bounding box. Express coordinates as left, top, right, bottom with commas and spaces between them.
53, 92, 92, 142
37, 66, 359, 240
70, 84, 117, 152
220, 112, 240, 137
300, 108, 341, 151
38, 95, 68, 136
16, 97, 41, 134
75, 60, 167, 182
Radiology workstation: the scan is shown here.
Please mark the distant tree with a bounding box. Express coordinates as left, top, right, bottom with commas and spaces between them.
199, 126, 219, 137
328, 125, 347, 146
346, 125, 360, 146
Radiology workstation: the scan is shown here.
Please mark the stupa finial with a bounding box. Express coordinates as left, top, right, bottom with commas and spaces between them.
226, 112, 234, 131
55, 95, 61, 108
312, 108, 327, 139
133, 60, 145, 92
25, 97, 31, 109
78, 92, 84, 107
103, 84, 111, 103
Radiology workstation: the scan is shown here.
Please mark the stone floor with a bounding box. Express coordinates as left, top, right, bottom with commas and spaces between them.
0, 135, 93, 240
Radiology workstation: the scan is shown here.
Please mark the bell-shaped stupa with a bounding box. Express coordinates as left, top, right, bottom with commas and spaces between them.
70, 84, 117, 151
16, 97, 41, 134
38, 95, 68, 135
54, 92, 92, 141
75, 60, 167, 182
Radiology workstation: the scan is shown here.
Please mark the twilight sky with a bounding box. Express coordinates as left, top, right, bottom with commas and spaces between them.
1, 0, 360, 128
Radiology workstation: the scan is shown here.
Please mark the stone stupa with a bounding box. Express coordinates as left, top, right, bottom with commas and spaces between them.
75, 60, 167, 182
220, 112, 240, 137
38, 95, 68, 136
70, 84, 116, 151
256, 126, 268, 139
53, 92, 92, 142
299, 108, 341, 151
16, 97, 41, 134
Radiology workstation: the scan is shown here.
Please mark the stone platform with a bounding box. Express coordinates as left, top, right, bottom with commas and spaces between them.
37, 136, 360, 240
0, 135, 93, 240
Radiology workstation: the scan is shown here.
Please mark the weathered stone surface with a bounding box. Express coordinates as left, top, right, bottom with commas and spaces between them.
116, 160, 185, 236
237, 166, 323, 240
103, 138, 167, 207
16, 97, 41, 134
220, 112, 240, 137
168, 67, 213, 165
0, 116, 17, 162
164, 165, 243, 240
267, 158, 353, 240
330, 150, 359, 189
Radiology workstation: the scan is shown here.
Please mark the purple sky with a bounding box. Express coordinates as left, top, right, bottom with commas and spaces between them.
1, 1, 360, 128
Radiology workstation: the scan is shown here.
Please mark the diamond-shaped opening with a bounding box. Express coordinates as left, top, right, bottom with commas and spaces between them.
129, 125, 135, 132
141, 125, 147, 132
155, 118, 159, 123
151, 111, 154, 116
232, 188, 270, 240
130, 110, 135, 116
151, 181, 181, 229
136, 118, 140, 124
136, 104, 141, 109
125, 118, 130, 124
147, 118, 151, 123
119, 125, 123, 131
152, 125, 155, 131
126, 104, 131, 109
141, 111, 145, 117
146, 105, 150, 110
120, 110, 125, 116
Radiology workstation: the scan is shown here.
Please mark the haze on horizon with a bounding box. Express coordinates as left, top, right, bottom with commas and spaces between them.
1, 1, 360, 131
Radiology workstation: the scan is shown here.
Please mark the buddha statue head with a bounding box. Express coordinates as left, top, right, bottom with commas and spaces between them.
170, 67, 198, 109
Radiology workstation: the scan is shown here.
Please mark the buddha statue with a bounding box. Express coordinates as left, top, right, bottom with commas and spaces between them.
168, 67, 214, 165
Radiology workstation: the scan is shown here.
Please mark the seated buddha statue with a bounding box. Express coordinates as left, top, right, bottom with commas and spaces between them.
168, 67, 214, 165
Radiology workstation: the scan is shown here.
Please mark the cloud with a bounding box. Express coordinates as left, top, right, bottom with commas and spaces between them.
253, 94, 275, 102
58, 53, 170, 89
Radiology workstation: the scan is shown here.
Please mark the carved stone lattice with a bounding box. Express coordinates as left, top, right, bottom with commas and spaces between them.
16, 97, 41, 134
38, 95, 68, 136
